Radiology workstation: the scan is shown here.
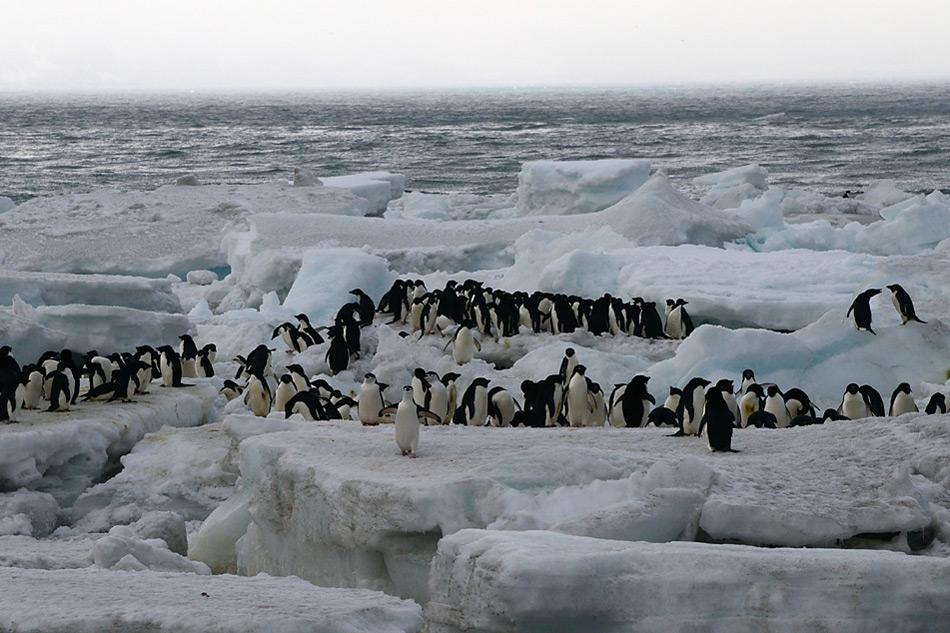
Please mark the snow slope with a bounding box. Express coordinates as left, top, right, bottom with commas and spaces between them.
427, 530, 950, 633
0, 567, 423, 633
204, 414, 949, 604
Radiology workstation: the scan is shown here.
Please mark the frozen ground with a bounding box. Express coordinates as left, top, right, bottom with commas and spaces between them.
1, 160, 949, 630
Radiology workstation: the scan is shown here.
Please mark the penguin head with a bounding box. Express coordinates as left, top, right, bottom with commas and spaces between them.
565, 348, 575, 358
665, 299, 675, 307
294, 313, 310, 324
864, 288, 883, 298
364, 373, 377, 384
426, 371, 441, 382
669, 386, 682, 396
414, 368, 427, 380
349, 288, 365, 296
822, 408, 843, 421
716, 379, 734, 392
0, 345, 11, 357
631, 375, 650, 386
442, 372, 460, 385
202, 343, 217, 353
574, 365, 587, 376
896, 382, 911, 394
747, 384, 764, 398
402, 385, 413, 394
676, 298, 688, 306
279, 374, 293, 385
471, 377, 491, 388
885, 284, 902, 294
766, 385, 781, 397
845, 383, 860, 395
741, 369, 755, 381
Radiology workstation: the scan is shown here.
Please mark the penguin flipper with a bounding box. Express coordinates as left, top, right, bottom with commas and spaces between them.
379, 406, 398, 417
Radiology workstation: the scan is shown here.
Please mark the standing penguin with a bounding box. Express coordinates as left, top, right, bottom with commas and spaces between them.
702, 387, 739, 452
738, 383, 764, 428
411, 368, 431, 411
453, 377, 491, 426
664, 299, 694, 339
274, 374, 298, 412
608, 375, 654, 428
564, 366, 591, 427
889, 383, 918, 416
676, 377, 711, 436
18, 365, 44, 410
444, 323, 481, 365
243, 373, 272, 417
638, 301, 665, 339
325, 328, 350, 375
425, 371, 449, 423
45, 370, 72, 412
838, 383, 870, 419
487, 386, 519, 427
196, 348, 215, 378
763, 385, 791, 428
441, 372, 460, 423
558, 348, 578, 387
924, 393, 946, 415
179, 335, 199, 377
739, 369, 756, 395
157, 346, 188, 387
859, 385, 886, 417
381, 386, 440, 457
847, 288, 882, 335
0, 346, 21, 422
886, 284, 926, 325
350, 288, 376, 326
358, 373, 388, 426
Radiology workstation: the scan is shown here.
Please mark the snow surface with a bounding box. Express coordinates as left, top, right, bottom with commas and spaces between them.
0, 182, 371, 275
427, 530, 950, 633
209, 413, 949, 604
0, 567, 424, 633
0, 381, 218, 505
515, 159, 652, 215
0, 270, 182, 312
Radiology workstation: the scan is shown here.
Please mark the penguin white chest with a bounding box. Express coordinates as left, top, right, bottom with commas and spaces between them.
274, 382, 297, 412
427, 382, 448, 421
453, 329, 476, 364
841, 393, 868, 419
764, 395, 790, 427
566, 375, 589, 427
394, 401, 420, 455
358, 384, 384, 424
891, 392, 917, 416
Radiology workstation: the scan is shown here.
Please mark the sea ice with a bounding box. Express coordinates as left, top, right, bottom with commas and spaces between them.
515, 159, 652, 215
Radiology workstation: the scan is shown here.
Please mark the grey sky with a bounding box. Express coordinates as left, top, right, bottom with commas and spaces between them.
2, 0, 948, 90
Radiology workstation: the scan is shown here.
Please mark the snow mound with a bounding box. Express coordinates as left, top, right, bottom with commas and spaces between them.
515, 159, 652, 216
0, 270, 182, 312
650, 310, 950, 406
0, 490, 59, 537
0, 382, 218, 505
693, 164, 769, 210
0, 567, 423, 633
93, 523, 210, 574
0, 301, 192, 362
71, 423, 238, 532
427, 530, 950, 633
282, 248, 396, 325
0, 183, 370, 275
213, 413, 947, 604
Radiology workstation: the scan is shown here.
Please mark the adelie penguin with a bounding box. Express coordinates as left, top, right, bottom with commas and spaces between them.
558, 348, 578, 386
325, 328, 350, 375
674, 377, 710, 436
847, 288, 882, 335
701, 386, 739, 452
45, 370, 72, 412
838, 383, 869, 419
220, 380, 243, 401
924, 393, 947, 415
358, 373, 388, 425
564, 366, 591, 427
889, 383, 918, 416
349, 288, 376, 326
608, 375, 654, 428
274, 374, 299, 412
243, 373, 272, 417
663, 298, 694, 340
178, 335, 199, 377
886, 284, 926, 325
453, 377, 490, 426
0, 346, 21, 422
487, 386, 519, 427
425, 371, 449, 423
157, 346, 190, 387
647, 386, 680, 427
380, 386, 441, 457
859, 385, 885, 417
444, 322, 480, 365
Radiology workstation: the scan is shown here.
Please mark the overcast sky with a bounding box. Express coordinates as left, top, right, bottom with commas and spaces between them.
2, 0, 949, 91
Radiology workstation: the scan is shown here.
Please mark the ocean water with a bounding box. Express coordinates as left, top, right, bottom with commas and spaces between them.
1, 84, 949, 203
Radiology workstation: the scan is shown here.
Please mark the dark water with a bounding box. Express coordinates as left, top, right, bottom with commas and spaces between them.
2, 84, 949, 203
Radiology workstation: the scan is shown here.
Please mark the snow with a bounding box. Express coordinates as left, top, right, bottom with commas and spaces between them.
215, 413, 949, 604
0, 534, 96, 570
0, 182, 371, 275
693, 164, 769, 210
93, 522, 210, 574
515, 159, 651, 215
427, 530, 950, 633
861, 179, 915, 207
185, 269, 219, 286
0, 196, 15, 213
71, 423, 238, 532
0, 270, 183, 312
282, 248, 396, 325
0, 300, 193, 361
0, 490, 59, 537
0, 381, 219, 505
385, 192, 515, 221
0, 567, 424, 633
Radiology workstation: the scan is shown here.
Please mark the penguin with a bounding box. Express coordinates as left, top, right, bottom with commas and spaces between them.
93, 365, 141, 403
924, 393, 946, 415
330, 391, 357, 421
18, 365, 44, 410
45, 370, 71, 412
886, 284, 925, 325
243, 373, 272, 417
638, 301, 665, 339
134, 346, 159, 393
702, 386, 738, 452
783, 387, 815, 419
201, 343, 217, 363
564, 366, 591, 427
713, 379, 739, 426
586, 381, 608, 427
0, 346, 20, 422
441, 372, 460, 423
763, 385, 791, 428
608, 375, 654, 428
821, 408, 847, 423
411, 368, 431, 411
85, 355, 113, 390
284, 390, 325, 421
859, 385, 886, 417
738, 384, 764, 428
40, 356, 60, 399
381, 386, 440, 457
444, 323, 480, 365
675, 377, 711, 436
746, 410, 778, 428
838, 383, 869, 419
453, 377, 490, 426
274, 374, 298, 412
889, 383, 918, 416
425, 372, 449, 423
739, 369, 756, 395
336, 305, 362, 358
647, 387, 681, 427
350, 288, 376, 326
487, 386, 519, 427
358, 373, 388, 426
847, 288, 882, 335
664, 299, 694, 339
220, 380, 243, 401
57, 350, 81, 404
294, 314, 325, 345
325, 329, 350, 375
272, 322, 312, 354
196, 348, 215, 378
179, 335, 199, 377
157, 346, 189, 387
558, 348, 578, 387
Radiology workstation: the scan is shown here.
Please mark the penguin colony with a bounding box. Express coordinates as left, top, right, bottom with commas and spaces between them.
1, 281, 943, 459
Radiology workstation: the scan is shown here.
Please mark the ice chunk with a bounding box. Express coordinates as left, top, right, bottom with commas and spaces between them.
127, 511, 189, 556
185, 269, 218, 286
427, 530, 950, 633
282, 248, 396, 325
385, 191, 516, 221
0, 490, 59, 537
0, 270, 183, 312
0, 197, 14, 213
174, 173, 200, 186
292, 167, 321, 187
0, 567, 424, 632
71, 423, 238, 533
515, 159, 651, 215
860, 179, 914, 207
320, 171, 406, 214
0, 382, 218, 505
693, 164, 769, 210
93, 524, 210, 574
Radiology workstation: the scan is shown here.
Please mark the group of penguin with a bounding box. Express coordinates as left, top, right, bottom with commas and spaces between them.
0, 336, 216, 422
848, 283, 926, 334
